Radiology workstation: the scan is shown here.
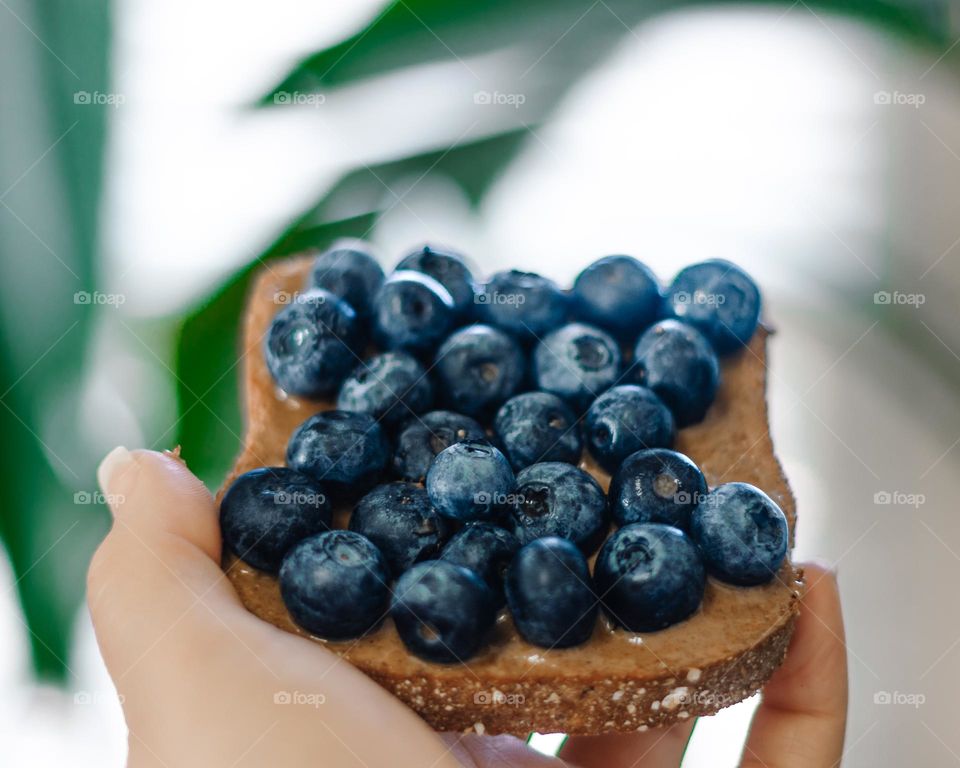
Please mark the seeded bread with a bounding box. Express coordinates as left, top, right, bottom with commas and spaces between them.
217, 255, 803, 735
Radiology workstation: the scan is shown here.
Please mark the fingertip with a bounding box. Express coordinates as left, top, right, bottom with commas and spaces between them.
802, 559, 838, 586
796, 560, 844, 642
740, 557, 848, 767
97, 447, 221, 561
97, 445, 139, 514
768, 559, 846, 697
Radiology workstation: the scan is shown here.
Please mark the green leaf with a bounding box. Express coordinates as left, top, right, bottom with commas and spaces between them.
306, 126, 529, 221
263, 0, 951, 102
0, 0, 111, 679
262, 0, 610, 97
0, 375, 110, 679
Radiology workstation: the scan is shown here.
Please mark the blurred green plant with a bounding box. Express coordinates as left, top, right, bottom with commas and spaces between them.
263, 0, 949, 103
0, 0, 111, 678
0, 0, 954, 680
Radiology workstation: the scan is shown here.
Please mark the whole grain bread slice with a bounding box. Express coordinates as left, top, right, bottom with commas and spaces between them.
217, 255, 803, 736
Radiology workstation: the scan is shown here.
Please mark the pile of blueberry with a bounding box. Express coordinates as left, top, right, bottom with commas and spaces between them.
221, 241, 789, 663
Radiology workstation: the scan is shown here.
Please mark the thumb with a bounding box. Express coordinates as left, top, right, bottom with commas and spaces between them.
96, 446, 220, 560
87, 447, 243, 678
87, 449, 468, 768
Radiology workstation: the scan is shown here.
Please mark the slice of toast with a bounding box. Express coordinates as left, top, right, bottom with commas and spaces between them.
217, 255, 803, 736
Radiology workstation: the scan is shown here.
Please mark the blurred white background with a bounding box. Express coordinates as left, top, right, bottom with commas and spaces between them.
2, 1, 960, 765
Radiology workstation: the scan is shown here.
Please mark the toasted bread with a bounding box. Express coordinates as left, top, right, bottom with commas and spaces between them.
217, 255, 803, 735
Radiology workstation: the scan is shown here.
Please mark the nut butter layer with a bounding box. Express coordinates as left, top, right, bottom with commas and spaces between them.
218, 256, 803, 735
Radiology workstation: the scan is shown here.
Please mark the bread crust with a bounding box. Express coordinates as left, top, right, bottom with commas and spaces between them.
217, 256, 803, 735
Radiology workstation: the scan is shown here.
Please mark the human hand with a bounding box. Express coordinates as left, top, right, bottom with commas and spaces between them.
88, 448, 846, 767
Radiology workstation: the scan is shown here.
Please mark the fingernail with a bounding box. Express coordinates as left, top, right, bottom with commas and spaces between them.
97, 447, 135, 514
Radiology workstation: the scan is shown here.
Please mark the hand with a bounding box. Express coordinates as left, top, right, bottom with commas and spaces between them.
88, 448, 847, 767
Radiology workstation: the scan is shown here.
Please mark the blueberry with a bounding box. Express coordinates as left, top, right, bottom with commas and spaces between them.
440, 523, 520, 600
571, 255, 660, 339
632, 319, 719, 427
286, 410, 390, 498
390, 560, 497, 663
690, 482, 788, 586
372, 270, 456, 354
609, 448, 707, 531
505, 537, 597, 648
434, 325, 526, 418
309, 239, 385, 320
348, 482, 452, 577
494, 391, 583, 471
664, 259, 761, 354
279, 530, 390, 640
477, 270, 568, 341
508, 462, 607, 554
594, 523, 705, 632
425, 440, 515, 523
220, 467, 331, 573
264, 289, 359, 398
396, 244, 477, 319
533, 322, 621, 412
336, 351, 433, 426
584, 385, 674, 474
392, 410, 486, 482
